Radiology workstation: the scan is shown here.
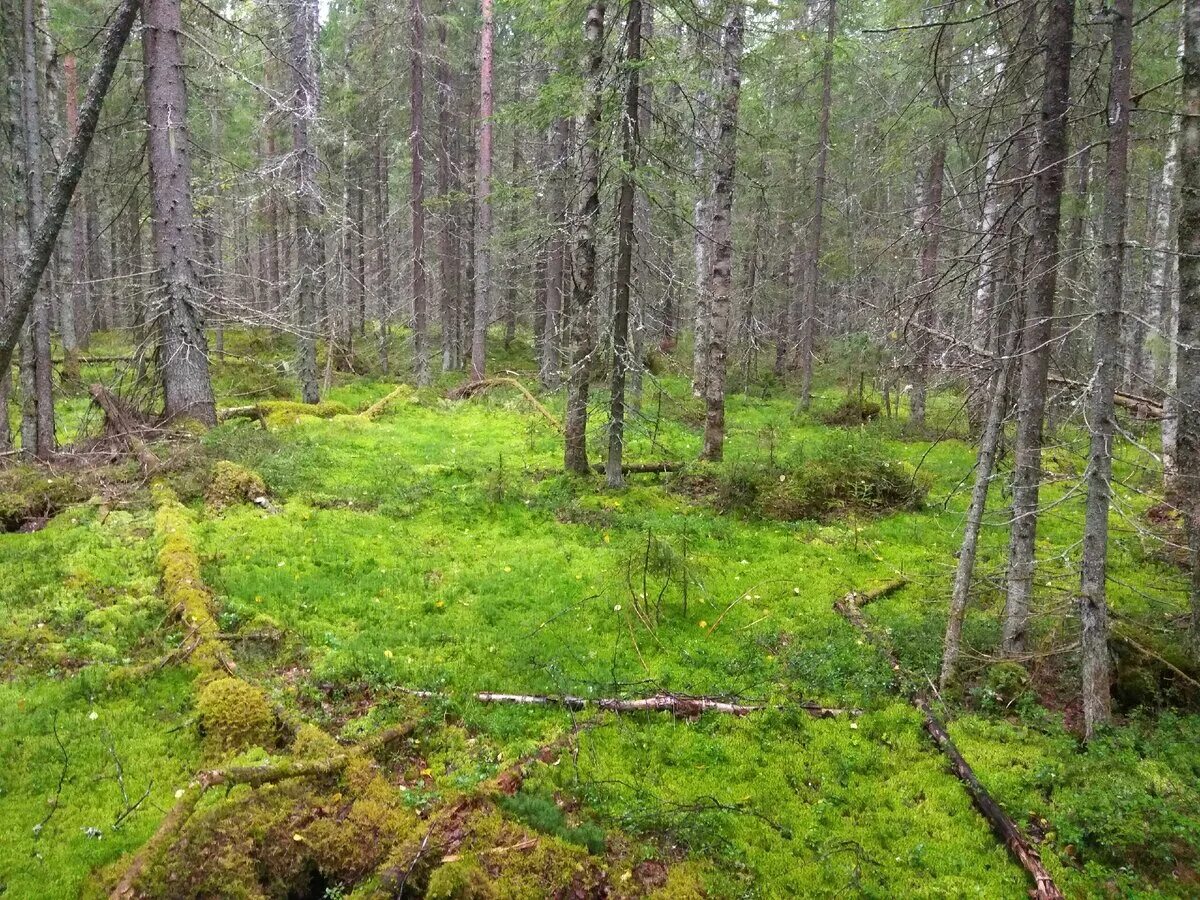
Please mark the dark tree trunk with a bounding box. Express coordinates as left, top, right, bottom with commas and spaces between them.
1179, 0, 1200, 660
540, 117, 568, 388
375, 134, 392, 373
436, 1, 456, 372
606, 0, 644, 488
62, 52, 84, 372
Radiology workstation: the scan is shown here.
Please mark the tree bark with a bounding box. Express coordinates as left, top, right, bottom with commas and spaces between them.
142, 0, 217, 425
436, 1, 457, 372
700, 0, 744, 462
411, 0, 429, 385
797, 0, 836, 409
563, 0, 605, 475
941, 309, 1019, 689
470, 0, 495, 381
288, 0, 322, 404
1076, 0, 1132, 738
540, 117, 568, 388
606, 0, 643, 488
62, 52, 84, 374
1000, 0, 1074, 656
1179, 0, 1200, 660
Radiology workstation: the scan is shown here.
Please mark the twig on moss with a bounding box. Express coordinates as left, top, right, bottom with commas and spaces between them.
32, 712, 69, 843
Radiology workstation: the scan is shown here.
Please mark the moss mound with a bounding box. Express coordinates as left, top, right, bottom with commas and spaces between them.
700, 431, 927, 521
206, 461, 268, 510
0, 465, 89, 531
197, 676, 276, 755
821, 397, 882, 426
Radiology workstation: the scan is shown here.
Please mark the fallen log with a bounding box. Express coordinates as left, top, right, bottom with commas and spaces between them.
216, 405, 267, 427
400, 687, 858, 719
109, 721, 416, 899
532, 460, 683, 478
1047, 374, 1163, 419
360, 384, 411, 420
446, 376, 562, 432
834, 587, 1063, 900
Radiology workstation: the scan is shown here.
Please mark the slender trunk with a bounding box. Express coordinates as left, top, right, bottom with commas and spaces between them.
1000, 0, 1075, 655
1159, 126, 1182, 494
540, 117, 568, 388
1077, 0, 1132, 738
606, 0, 643, 488
629, 0, 653, 410
375, 134, 392, 373
563, 0, 605, 474
436, 2, 456, 372
690, 19, 712, 396
470, 0, 495, 380
1178, 0, 1200, 659
798, 0, 836, 409
411, 0, 429, 385
909, 139, 946, 430
968, 144, 1002, 429
941, 305, 1020, 689
62, 53, 84, 374
700, 0, 744, 462
289, 0, 322, 404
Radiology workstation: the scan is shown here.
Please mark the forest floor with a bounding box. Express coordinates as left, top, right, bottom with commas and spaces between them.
1, 328, 1198, 898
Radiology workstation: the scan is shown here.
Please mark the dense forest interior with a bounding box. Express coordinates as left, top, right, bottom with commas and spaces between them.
1, 0, 1199, 895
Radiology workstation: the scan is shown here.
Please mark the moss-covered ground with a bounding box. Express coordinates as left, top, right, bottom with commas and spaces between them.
1, 328, 1197, 898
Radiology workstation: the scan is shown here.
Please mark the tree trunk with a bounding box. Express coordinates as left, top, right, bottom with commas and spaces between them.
540, 117, 568, 388
941, 311, 1020, 689
606, 0, 643, 488
563, 0, 605, 475
629, 0, 653, 411
909, 137, 947, 431
1077, 0, 1132, 738
1179, 0, 1200, 660
436, 1, 456, 372
410, 0, 429, 385
62, 52, 84, 374
288, 0, 322, 404
690, 18, 712, 396
1157, 125, 1182, 495
470, 0, 495, 381
375, 134, 392, 373
700, 0, 744, 462
1000, 0, 1074, 656
142, 0, 217, 425
798, 0, 836, 409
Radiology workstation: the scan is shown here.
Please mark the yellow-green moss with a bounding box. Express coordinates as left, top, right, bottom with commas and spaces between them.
425, 858, 498, 899
261, 400, 352, 429
206, 461, 268, 510
197, 676, 276, 755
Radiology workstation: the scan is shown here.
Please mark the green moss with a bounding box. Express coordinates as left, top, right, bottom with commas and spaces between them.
0, 464, 89, 531
206, 461, 268, 510
261, 399, 353, 429
425, 858, 497, 898
197, 677, 276, 755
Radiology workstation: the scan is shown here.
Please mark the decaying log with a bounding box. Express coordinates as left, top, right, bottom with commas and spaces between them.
109, 721, 416, 899
446, 376, 562, 432
401, 687, 858, 719
216, 405, 267, 427
835, 586, 1063, 900
1047, 374, 1163, 419
360, 385, 411, 420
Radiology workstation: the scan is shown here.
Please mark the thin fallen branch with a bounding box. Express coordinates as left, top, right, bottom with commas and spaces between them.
400, 688, 858, 719
446, 376, 562, 432
834, 587, 1063, 900
1112, 629, 1200, 691
441, 836, 538, 864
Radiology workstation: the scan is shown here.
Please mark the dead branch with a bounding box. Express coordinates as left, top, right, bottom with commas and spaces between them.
446, 376, 562, 432
1046, 374, 1163, 419
1112, 629, 1200, 691
215, 405, 267, 427
834, 588, 1063, 900
88, 384, 159, 474
400, 687, 857, 718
